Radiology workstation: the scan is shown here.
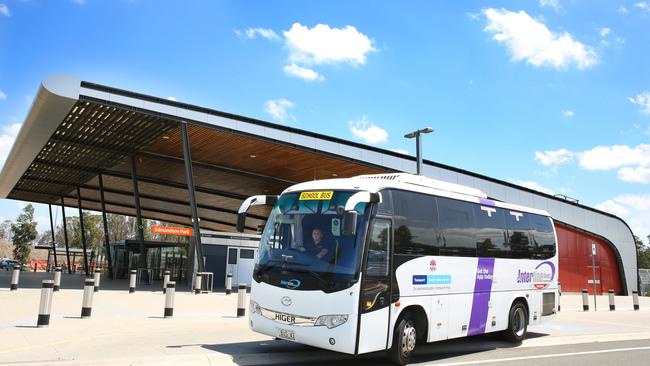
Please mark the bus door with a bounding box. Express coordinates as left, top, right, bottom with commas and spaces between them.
357, 218, 392, 354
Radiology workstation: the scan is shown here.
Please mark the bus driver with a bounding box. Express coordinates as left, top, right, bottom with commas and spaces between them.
297, 228, 333, 260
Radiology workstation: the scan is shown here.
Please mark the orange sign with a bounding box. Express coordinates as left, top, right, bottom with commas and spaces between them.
151, 226, 193, 236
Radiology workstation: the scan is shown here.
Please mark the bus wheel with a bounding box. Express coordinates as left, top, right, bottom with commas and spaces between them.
389, 317, 416, 365
503, 301, 527, 343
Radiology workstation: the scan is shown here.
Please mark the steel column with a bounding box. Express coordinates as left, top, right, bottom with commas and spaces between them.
131, 156, 147, 269
181, 122, 205, 272
61, 197, 72, 274
76, 187, 90, 276
98, 174, 114, 278
48, 204, 58, 268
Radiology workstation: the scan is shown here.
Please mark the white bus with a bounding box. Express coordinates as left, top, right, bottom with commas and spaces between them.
237, 173, 558, 365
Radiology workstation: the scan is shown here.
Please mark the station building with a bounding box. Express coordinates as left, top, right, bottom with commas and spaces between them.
0, 76, 638, 294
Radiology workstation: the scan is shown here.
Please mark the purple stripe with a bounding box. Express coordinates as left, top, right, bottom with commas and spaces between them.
467, 257, 495, 336
479, 198, 495, 206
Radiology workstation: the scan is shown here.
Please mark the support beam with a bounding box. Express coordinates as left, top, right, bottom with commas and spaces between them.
48, 204, 58, 268
131, 156, 147, 269
181, 122, 205, 272
98, 174, 113, 278
77, 187, 90, 276
61, 197, 72, 274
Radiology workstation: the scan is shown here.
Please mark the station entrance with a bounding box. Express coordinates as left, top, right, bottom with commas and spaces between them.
110, 240, 188, 283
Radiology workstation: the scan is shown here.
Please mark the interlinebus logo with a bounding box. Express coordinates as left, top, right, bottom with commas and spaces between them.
516, 261, 556, 289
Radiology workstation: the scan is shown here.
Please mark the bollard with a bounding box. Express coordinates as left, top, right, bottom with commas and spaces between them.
163, 270, 170, 294
582, 289, 589, 311
10, 264, 20, 291
608, 289, 615, 311
164, 281, 175, 318
237, 283, 246, 317
557, 282, 561, 312
194, 272, 202, 295
93, 268, 101, 292
226, 273, 232, 295
129, 269, 136, 293
81, 279, 95, 318
633, 290, 640, 311
37, 280, 55, 327
53, 266, 62, 292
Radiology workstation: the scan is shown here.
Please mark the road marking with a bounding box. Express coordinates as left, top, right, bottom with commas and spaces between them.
426, 345, 650, 365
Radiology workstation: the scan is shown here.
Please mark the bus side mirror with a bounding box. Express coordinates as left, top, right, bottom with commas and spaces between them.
236, 195, 278, 233
236, 213, 246, 233
342, 211, 358, 236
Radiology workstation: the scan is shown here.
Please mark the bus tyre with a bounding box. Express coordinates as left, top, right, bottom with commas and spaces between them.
389, 317, 416, 366
503, 301, 528, 343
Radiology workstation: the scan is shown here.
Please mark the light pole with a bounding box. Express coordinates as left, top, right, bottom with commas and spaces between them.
404, 127, 434, 175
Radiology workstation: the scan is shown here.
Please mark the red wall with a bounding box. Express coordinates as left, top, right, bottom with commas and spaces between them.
555, 223, 622, 294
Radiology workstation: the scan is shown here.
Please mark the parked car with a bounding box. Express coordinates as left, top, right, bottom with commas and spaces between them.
1, 259, 20, 270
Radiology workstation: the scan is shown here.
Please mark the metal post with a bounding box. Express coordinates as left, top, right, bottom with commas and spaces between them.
416, 134, 422, 175
557, 281, 561, 312
81, 279, 94, 318
48, 204, 58, 268
633, 290, 640, 311
608, 289, 615, 311
582, 289, 589, 311
10, 264, 20, 291
53, 266, 62, 292
226, 273, 232, 295
129, 269, 137, 293
130, 156, 147, 272
163, 270, 170, 294
237, 283, 246, 317
194, 272, 202, 294
98, 174, 114, 278
591, 244, 597, 311
76, 187, 90, 277
180, 122, 205, 273
37, 280, 54, 327
93, 268, 101, 292
164, 281, 175, 318
61, 198, 72, 274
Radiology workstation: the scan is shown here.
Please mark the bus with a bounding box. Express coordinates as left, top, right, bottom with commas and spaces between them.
237, 173, 558, 365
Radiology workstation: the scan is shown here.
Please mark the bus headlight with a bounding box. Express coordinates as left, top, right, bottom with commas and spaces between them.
315, 315, 348, 329
250, 300, 261, 314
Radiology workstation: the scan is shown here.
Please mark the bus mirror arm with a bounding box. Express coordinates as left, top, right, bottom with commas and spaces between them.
237, 195, 278, 233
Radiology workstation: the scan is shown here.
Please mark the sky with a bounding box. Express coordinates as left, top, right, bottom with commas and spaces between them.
0, 0, 648, 243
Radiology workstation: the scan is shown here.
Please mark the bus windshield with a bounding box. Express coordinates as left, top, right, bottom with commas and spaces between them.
254, 190, 369, 292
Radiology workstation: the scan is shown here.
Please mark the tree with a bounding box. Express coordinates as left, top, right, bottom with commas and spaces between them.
11, 204, 37, 264
635, 235, 650, 269
0, 219, 12, 240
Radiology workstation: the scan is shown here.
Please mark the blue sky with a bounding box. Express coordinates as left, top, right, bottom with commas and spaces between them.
0, 0, 649, 242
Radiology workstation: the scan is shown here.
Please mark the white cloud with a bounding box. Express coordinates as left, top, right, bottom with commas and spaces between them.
282, 64, 325, 82
579, 144, 650, 171
236, 27, 280, 41
636, 2, 649, 11
599, 27, 611, 37
618, 6, 629, 14
71, 0, 86, 5
0, 123, 22, 167
166, 96, 177, 102
264, 99, 295, 123
483, 8, 598, 70
614, 194, 650, 212
511, 180, 556, 195
618, 166, 650, 183
595, 200, 630, 217
629, 92, 650, 115
562, 110, 575, 117
0, 90, 6, 101
539, 0, 560, 11
0, 4, 9, 17
349, 116, 388, 144
283, 23, 376, 66
535, 148, 574, 166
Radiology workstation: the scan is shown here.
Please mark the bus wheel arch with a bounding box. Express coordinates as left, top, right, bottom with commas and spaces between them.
396, 305, 428, 344
388, 305, 428, 365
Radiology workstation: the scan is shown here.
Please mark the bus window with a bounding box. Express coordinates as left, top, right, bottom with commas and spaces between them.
366, 219, 391, 277
393, 190, 440, 256
473, 205, 507, 258
506, 211, 533, 259
530, 214, 556, 259
437, 197, 477, 257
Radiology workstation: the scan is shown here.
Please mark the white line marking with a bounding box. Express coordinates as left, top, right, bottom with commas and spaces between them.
426, 345, 650, 365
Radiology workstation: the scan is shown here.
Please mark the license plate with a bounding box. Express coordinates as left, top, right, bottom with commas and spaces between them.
278, 328, 295, 341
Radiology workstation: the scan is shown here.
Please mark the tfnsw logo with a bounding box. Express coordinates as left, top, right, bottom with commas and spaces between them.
412, 275, 452, 285
516, 261, 556, 289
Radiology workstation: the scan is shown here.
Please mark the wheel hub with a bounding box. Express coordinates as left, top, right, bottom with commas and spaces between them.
401, 322, 417, 354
